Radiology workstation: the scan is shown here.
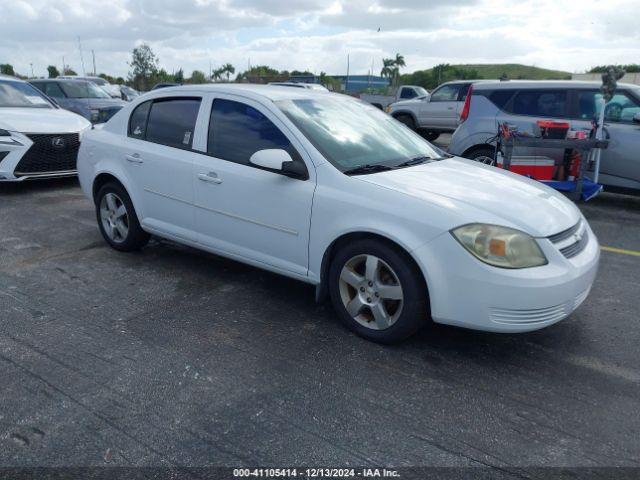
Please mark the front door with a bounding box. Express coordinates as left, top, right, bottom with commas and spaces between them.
419, 83, 461, 129
193, 95, 315, 277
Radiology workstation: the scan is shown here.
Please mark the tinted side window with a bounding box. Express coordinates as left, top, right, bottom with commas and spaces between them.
128, 101, 151, 139
576, 90, 640, 123
488, 90, 516, 110
430, 84, 461, 102
208, 99, 295, 165
510, 90, 567, 117
44, 83, 65, 98
146, 98, 201, 149
458, 84, 471, 101
400, 88, 417, 99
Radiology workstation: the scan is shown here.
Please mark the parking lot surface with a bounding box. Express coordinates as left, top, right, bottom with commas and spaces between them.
1, 176, 639, 471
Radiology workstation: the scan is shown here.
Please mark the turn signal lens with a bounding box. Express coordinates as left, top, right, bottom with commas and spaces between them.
452, 224, 547, 269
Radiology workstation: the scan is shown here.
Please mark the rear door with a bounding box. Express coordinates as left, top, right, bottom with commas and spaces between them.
571, 89, 640, 189
192, 94, 315, 277
419, 83, 461, 129
123, 96, 202, 240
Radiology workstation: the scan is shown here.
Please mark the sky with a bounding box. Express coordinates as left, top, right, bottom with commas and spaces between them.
1, 0, 639, 79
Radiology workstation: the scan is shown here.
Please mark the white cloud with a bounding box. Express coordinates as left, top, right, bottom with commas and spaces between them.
0, 0, 638, 79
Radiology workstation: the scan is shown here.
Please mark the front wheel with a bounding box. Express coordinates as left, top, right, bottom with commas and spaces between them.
329, 239, 429, 343
96, 182, 150, 251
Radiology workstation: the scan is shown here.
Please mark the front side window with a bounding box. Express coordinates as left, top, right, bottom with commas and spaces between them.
277, 97, 443, 171
208, 99, 295, 165
145, 98, 201, 149
44, 83, 65, 98
0, 80, 53, 108
430, 84, 460, 102
576, 90, 640, 123
400, 88, 417, 99
510, 90, 567, 117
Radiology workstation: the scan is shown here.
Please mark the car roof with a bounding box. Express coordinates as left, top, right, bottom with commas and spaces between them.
145, 83, 337, 102
472, 80, 640, 90
30, 78, 92, 84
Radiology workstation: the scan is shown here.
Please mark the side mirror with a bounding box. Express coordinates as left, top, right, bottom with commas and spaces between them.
249, 149, 309, 180
633, 112, 640, 124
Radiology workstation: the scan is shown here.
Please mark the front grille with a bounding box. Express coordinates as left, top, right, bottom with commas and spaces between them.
547, 220, 588, 259
547, 220, 581, 243
13, 133, 80, 176
560, 233, 589, 259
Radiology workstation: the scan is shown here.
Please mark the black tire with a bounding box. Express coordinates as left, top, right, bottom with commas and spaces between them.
328, 238, 429, 344
395, 114, 417, 131
419, 130, 440, 142
95, 182, 150, 252
466, 146, 496, 165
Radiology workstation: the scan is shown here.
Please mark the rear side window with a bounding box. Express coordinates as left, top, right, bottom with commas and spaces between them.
487, 90, 516, 110
43, 83, 65, 98
145, 98, 201, 149
458, 84, 472, 101
128, 101, 151, 139
510, 90, 567, 117
207, 99, 295, 165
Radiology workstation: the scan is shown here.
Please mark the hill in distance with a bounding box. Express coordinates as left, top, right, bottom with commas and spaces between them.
400, 63, 572, 90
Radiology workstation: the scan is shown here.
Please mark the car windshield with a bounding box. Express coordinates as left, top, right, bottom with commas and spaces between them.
0, 80, 53, 108
415, 87, 428, 97
276, 97, 442, 171
60, 81, 111, 99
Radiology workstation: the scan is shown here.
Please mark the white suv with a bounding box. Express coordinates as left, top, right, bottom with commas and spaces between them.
77, 84, 599, 343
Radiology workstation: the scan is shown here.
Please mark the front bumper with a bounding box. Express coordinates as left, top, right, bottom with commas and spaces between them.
413, 221, 600, 333
0, 131, 80, 182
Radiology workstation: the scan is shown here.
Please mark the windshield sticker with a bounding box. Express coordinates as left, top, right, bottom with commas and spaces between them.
183, 131, 192, 145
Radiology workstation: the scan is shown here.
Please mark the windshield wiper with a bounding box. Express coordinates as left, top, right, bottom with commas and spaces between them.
343, 164, 395, 176
395, 156, 433, 168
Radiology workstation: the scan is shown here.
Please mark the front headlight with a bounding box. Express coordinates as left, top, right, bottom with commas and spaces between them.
451, 224, 547, 269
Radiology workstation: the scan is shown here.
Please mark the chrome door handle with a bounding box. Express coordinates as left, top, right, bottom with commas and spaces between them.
126, 153, 143, 164
197, 172, 222, 184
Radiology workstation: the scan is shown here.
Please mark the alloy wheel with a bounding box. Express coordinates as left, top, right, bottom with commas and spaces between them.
338, 254, 404, 330
100, 192, 129, 243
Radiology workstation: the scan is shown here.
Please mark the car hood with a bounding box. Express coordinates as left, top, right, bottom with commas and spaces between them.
356, 157, 581, 237
0, 107, 91, 134
391, 99, 422, 108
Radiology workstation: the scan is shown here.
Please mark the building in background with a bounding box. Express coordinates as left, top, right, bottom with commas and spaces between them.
289, 74, 390, 94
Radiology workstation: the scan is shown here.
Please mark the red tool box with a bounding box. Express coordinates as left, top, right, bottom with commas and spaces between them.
497, 155, 555, 180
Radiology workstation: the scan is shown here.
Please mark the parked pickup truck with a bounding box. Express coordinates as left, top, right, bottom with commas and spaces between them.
386, 81, 481, 141
360, 85, 428, 110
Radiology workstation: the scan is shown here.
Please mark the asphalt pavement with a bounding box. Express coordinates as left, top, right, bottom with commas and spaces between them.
1, 172, 639, 475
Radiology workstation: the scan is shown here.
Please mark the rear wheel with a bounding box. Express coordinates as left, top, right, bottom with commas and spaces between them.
96, 182, 150, 251
467, 146, 496, 166
329, 239, 429, 343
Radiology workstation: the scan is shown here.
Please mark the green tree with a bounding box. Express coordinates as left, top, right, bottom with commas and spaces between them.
0, 64, 15, 76
189, 70, 207, 84
221, 63, 235, 82
63, 66, 77, 75
380, 58, 394, 79
174, 68, 184, 84
128, 43, 159, 91
47, 65, 60, 78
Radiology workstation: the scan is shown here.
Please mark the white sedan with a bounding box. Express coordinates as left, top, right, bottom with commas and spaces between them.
0, 74, 91, 181
77, 84, 599, 343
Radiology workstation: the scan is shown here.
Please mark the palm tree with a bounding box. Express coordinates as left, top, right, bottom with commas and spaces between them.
392, 53, 406, 87
222, 63, 235, 82
380, 58, 394, 79
394, 53, 406, 68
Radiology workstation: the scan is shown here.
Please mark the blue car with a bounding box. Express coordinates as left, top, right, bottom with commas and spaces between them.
30, 79, 126, 124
